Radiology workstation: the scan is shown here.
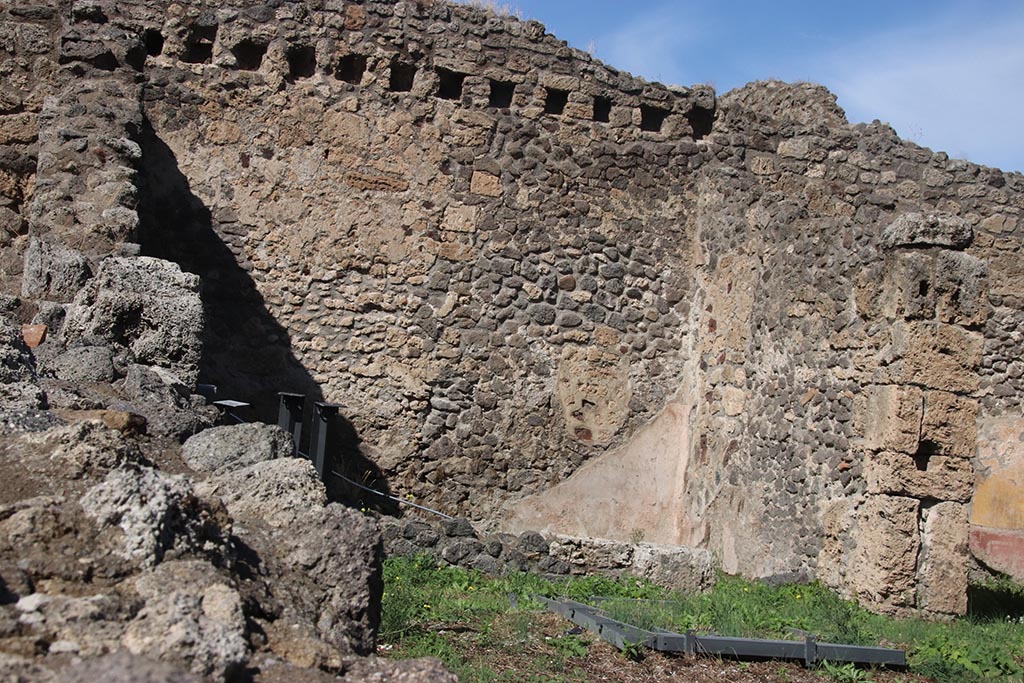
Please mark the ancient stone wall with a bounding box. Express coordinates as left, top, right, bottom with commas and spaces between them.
4, 0, 1024, 619
0, 0, 64, 292
130, 0, 715, 525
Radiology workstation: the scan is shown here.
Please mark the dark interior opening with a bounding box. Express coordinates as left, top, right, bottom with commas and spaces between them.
287, 44, 317, 80
912, 440, 940, 471
335, 54, 366, 84
544, 87, 569, 115
918, 280, 930, 297
389, 62, 416, 92
640, 104, 670, 132
181, 24, 216, 64
232, 39, 267, 71
489, 79, 515, 108
143, 29, 164, 57
686, 105, 715, 140
593, 95, 612, 122
436, 67, 466, 100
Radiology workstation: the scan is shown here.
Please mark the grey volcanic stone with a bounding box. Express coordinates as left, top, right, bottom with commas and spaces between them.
119, 364, 217, 439
21, 237, 92, 303
62, 257, 204, 386
197, 458, 326, 528
81, 467, 214, 567
272, 504, 383, 656
527, 303, 556, 324
64, 652, 200, 683
123, 561, 249, 680
0, 316, 35, 384
0, 315, 45, 415
182, 423, 295, 474
442, 517, 476, 537
49, 345, 115, 382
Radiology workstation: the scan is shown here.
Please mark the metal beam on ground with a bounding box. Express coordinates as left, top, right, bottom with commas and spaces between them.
539, 596, 906, 669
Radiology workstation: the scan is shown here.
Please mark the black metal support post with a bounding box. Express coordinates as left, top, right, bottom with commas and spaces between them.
277, 392, 305, 456
309, 402, 341, 482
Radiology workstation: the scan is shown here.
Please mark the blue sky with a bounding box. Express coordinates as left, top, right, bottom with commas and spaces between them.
473, 1, 1024, 173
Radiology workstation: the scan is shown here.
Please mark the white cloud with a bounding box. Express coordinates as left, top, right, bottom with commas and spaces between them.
819, 7, 1024, 172
598, 3, 703, 86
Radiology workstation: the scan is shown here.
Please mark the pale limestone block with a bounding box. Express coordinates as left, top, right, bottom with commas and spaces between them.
917, 502, 969, 615
848, 495, 920, 612
855, 384, 923, 454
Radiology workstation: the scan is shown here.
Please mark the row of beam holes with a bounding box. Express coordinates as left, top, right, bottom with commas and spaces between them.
145, 24, 712, 137
397, 67, 698, 135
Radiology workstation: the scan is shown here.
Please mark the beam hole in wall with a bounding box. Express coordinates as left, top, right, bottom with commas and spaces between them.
436, 67, 466, 100
232, 39, 267, 71
640, 104, 670, 132
335, 54, 366, 84
687, 105, 715, 140
287, 44, 316, 80
544, 87, 569, 115
593, 95, 612, 122
181, 24, 216, 64
489, 79, 515, 108
143, 28, 164, 57
389, 61, 416, 92
912, 440, 940, 471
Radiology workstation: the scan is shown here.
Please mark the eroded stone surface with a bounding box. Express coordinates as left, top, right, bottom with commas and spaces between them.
182, 422, 295, 475
917, 502, 969, 615
848, 496, 920, 612
62, 257, 204, 388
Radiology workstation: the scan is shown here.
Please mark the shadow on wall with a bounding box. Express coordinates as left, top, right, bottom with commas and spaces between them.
135, 118, 397, 514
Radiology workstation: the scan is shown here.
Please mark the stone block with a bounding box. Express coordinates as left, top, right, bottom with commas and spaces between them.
881, 212, 972, 249
933, 250, 988, 326
855, 384, 923, 453
917, 502, 969, 615
0, 113, 37, 145
22, 237, 93, 303
893, 321, 983, 394
61, 257, 204, 386
875, 252, 935, 320
470, 170, 501, 197
921, 391, 978, 458
556, 345, 631, 446
631, 543, 715, 592
182, 423, 296, 474
548, 535, 633, 571
848, 495, 920, 611
864, 451, 972, 502
441, 204, 477, 233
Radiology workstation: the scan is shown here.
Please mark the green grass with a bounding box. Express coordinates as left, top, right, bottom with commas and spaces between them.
379, 555, 1024, 683
598, 574, 1024, 682
379, 554, 660, 681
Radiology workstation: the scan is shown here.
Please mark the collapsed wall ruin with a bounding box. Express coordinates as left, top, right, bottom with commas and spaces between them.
2, 0, 1023, 621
